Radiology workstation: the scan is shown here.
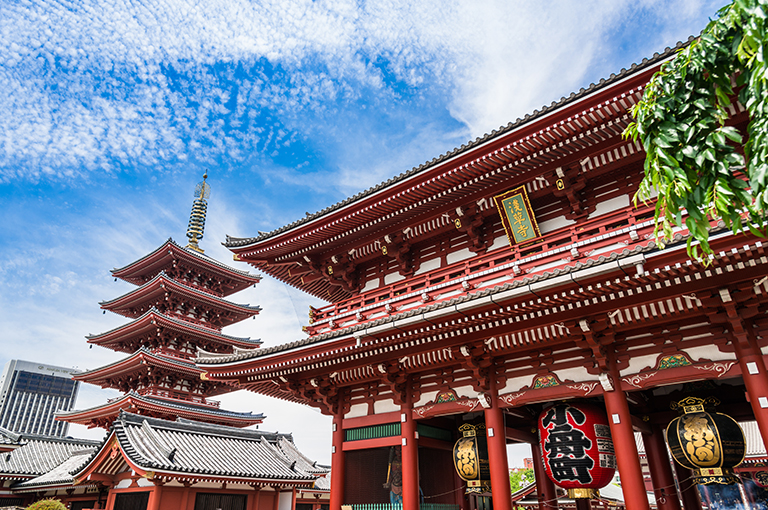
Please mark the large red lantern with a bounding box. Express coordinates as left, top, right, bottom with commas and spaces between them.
538, 403, 616, 499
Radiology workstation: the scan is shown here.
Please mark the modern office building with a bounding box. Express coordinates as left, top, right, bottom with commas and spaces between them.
0, 360, 80, 437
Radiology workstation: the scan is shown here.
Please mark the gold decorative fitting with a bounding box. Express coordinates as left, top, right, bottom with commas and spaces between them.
454, 218, 462, 229
185, 173, 211, 253
556, 179, 565, 190
670, 396, 720, 414
327, 265, 333, 275
381, 245, 388, 255
568, 488, 599, 499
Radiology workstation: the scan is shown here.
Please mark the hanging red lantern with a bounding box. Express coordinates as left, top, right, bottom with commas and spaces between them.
666, 396, 745, 485
538, 403, 616, 499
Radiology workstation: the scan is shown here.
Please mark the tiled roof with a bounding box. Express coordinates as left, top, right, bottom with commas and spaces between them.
13, 449, 96, 489
71, 347, 200, 378
112, 238, 259, 280
224, 39, 692, 249
56, 390, 265, 422
85, 307, 261, 346
0, 426, 22, 445
99, 271, 261, 314
0, 435, 100, 478
101, 412, 318, 482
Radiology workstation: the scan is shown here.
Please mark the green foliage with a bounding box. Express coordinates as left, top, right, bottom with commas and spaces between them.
26, 499, 67, 510
509, 467, 535, 491
624, 0, 768, 261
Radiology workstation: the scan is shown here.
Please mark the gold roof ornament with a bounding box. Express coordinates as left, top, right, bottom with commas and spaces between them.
186, 173, 211, 253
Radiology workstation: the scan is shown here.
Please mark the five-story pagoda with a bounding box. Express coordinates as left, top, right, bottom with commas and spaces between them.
58, 175, 265, 429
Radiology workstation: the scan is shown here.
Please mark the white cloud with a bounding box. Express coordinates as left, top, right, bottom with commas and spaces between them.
1, 0, 721, 183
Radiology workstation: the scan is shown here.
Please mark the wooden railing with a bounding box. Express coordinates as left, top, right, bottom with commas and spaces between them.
306, 204, 657, 336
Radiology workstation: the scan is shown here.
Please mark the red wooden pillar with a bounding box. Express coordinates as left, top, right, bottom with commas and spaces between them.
330, 413, 345, 510
401, 392, 420, 510
673, 463, 702, 510
180, 487, 191, 510
147, 484, 164, 510
602, 361, 650, 510
291, 487, 297, 510
530, 442, 557, 510
249, 487, 262, 510
642, 425, 682, 510
575, 499, 591, 510
273, 488, 282, 510
721, 289, 768, 447
104, 490, 116, 510
483, 376, 513, 510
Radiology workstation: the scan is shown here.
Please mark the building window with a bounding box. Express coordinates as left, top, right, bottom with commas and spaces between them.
194, 493, 247, 510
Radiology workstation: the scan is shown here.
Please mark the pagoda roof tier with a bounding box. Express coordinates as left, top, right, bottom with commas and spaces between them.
55, 390, 264, 429
111, 238, 261, 296
100, 272, 260, 329
223, 41, 691, 301
71, 348, 233, 397
86, 308, 261, 354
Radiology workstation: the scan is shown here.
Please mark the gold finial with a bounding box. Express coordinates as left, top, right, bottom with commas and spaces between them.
186, 173, 211, 253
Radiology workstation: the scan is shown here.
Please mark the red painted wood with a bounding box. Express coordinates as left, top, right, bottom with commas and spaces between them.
484, 379, 513, 510
341, 436, 400, 451
602, 360, 649, 510
330, 414, 346, 510
342, 411, 400, 429
530, 442, 558, 510
642, 425, 682, 510
401, 396, 419, 510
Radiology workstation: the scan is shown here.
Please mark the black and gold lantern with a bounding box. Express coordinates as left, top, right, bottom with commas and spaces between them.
666, 397, 745, 485
453, 423, 491, 493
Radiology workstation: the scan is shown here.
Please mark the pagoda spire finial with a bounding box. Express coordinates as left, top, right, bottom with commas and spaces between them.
186, 172, 211, 253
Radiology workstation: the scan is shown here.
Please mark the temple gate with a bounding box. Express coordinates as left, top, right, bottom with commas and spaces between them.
198, 42, 768, 510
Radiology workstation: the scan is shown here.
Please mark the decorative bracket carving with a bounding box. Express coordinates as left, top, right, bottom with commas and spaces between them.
454, 344, 494, 393
381, 232, 420, 276
550, 164, 595, 222
450, 203, 491, 254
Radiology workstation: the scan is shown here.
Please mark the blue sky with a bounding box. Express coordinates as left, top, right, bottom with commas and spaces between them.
0, 0, 724, 464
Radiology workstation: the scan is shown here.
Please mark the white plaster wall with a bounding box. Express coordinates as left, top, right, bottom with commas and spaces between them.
114, 479, 132, 489
384, 272, 406, 285
361, 279, 380, 292
137, 478, 154, 487
345, 403, 368, 419
374, 399, 400, 414
414, 390, 438, 408
588, 195, 630, 219
488, 234, 512, 252
452, 385, 478, 400
553, 367, 596, 383
446, 248, 474, 265
414, 257, 441, 276
499, 375, 533, 394
684, 345, 735, 362
538, 217, 576, 235
621, 354, 662, 375
278, 490, 294, 510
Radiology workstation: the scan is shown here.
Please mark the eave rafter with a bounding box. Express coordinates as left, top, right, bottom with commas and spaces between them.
202, 237, 768, 401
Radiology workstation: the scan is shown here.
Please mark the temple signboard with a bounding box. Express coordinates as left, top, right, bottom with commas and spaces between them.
494, 185, 540, 247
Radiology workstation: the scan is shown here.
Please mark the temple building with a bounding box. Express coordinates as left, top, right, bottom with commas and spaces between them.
196, 40, 768, 510
58, 175, 264, 429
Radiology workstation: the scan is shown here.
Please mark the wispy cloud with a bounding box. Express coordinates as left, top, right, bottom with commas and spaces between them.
1, 0, 721, 185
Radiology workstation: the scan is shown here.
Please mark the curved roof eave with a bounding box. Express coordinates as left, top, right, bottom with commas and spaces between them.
224, 39, 691, 250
